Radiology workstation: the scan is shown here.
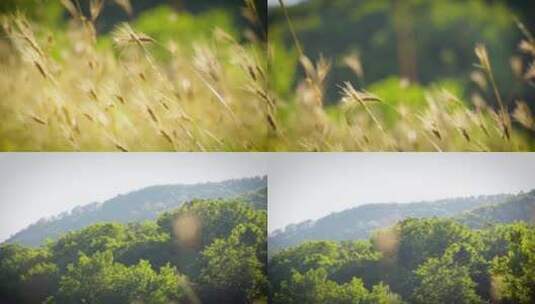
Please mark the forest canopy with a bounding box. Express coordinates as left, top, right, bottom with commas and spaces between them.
0, 199, 268, 304
268, 217, 535, 304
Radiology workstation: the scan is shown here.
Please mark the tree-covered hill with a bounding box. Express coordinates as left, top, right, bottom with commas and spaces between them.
269, 191, 535, 254
6, 176, 267, 247
239, 185, 268, 210
269, 218, 535, 303
0, 198, 267, 304
458, 190, 535, 228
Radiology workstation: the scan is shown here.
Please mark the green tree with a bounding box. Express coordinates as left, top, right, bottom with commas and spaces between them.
269, 218, 535, 304
273, 268, 401, 304
157, 199, 265, 276
158, 199, 265, 248
200, 223, 267, 303
55, 250, 185, 304
269, 239, 381, 294
490, 223, 535, 303
378, 218, 480, 297
1, 198, 269, 303
49, 223, 129, 269
114, 221, 173, 269
412, 243, 486, 304
0, 244, 57, 303
397, 218, 476, 270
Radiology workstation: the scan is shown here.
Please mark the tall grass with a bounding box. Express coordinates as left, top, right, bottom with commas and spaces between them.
267, 1, 535, 151
0, 1, 534, 151
0, 2, 269, 151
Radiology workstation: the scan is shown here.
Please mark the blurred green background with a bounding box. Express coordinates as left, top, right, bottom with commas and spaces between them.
269, 0, 535, 111
0, 0, 267, 40
1, 0, 534, 111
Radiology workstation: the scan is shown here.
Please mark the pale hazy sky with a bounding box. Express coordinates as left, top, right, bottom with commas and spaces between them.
268, 153, 535, 233
3, 153, 535, 240
0, 153, 267, 242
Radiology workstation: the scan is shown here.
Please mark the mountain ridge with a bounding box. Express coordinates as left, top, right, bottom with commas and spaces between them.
6, 176, 267, 247
269, 191, 535, 254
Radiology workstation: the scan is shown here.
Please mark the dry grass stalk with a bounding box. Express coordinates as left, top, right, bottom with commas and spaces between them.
1, 6, 534, 152
513, 101, 534, 130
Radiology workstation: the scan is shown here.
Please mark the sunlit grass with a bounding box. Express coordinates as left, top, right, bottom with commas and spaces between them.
0, 1, 534, 151
266, 2, 535, 151
0, 4, 270, 151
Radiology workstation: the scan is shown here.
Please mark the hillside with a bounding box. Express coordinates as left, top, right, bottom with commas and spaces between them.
0, 198, 268, 303
239, 185, 268, 210
458, 190, 535, 228
268, 192, 526, 254
6, 176, 267, 247
268, 217, 535, 304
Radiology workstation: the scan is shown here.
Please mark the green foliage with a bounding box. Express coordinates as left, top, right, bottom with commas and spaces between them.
114, 221, 172, 268
396, 218, 477, 270
269, 240, 386, 303
0, 244, 57, 303
368, 76, 466, 126
0, 198, 267, 303
55, 251, 184, 304
273, 268, 401, 304
200, 223, 268, 302
155, 198, 267, 285
0, 0, 63, 25
368, 76, 426, 126
379, 218, 483, 297
129, 5, 236, 58
269, 217, 535, 304
269, 240, 380, 290
50, 223, 129, 269
269, 38, 299, 96
412, 244, 486, 304
490, 223, 535, 303
158, 198, 266, 249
